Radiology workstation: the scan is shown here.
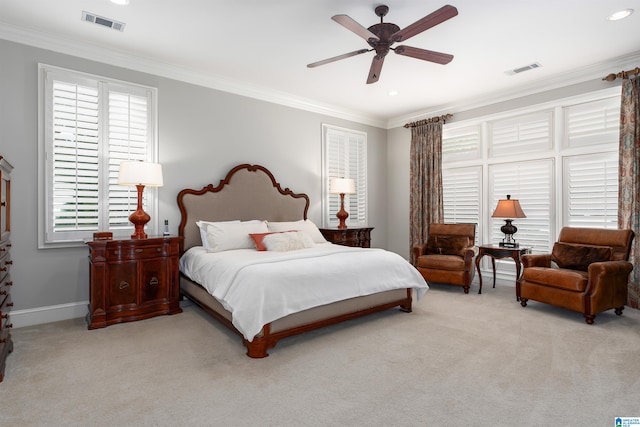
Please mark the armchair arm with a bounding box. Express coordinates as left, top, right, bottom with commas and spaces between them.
586, 260, 633, 302
521, 253, 551, 268
411, 243, 428, 265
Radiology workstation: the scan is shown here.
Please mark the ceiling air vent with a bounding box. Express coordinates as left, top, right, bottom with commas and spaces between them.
82, 11, 126, 32
505, 62, 541, 76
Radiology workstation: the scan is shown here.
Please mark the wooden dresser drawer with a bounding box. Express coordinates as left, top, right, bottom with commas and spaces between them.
0, 293, 12, 331
106, 244, 168, 261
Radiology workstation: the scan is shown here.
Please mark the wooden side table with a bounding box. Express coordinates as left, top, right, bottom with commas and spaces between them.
475, 244, 531, 297
86, 236, 183, 329
319, 227, 373, 248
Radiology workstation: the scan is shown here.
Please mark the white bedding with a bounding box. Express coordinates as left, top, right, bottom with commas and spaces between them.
179, 243, 429, 341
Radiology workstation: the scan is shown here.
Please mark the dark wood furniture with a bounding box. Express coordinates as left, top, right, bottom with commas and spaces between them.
319, 227, 373, 248
87, 236, 183, 329
0, 156, 13, 382
475, 244, 531, 296
178, 164, 414, 358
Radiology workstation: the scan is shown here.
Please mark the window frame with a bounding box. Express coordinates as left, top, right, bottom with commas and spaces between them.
442, 87, 620, 278
38, 64, 159, 248
321, 124, 368, 228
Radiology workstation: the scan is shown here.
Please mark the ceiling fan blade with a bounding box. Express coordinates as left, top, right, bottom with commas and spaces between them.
366, 55, 385, 84
307, 49, 370, 68
394, 45, 453, 64
332, 14, 380, 43
392, 5, 458, 43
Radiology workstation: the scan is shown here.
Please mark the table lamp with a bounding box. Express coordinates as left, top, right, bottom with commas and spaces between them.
329, 178, 356, 229
118, 160, 163, 239
492, 194, 526, 247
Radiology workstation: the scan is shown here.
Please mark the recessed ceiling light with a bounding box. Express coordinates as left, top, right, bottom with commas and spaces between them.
608, 9, 633, 21
110, 0, 130, 5
388, 90, 398, 96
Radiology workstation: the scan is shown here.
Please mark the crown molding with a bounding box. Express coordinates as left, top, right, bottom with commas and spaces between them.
386, 50, 640, 129
0, 22, 387, 128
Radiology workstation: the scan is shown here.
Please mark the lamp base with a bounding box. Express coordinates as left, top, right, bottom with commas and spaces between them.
129, 184, 150, 239
336, 192, 349, 229
499, 241, 519, 248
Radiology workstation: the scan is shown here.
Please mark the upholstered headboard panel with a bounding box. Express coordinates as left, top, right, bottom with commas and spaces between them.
177, 164, 310, 252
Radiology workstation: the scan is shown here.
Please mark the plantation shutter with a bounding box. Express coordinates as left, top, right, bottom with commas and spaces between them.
489, 160, 553, 253
49, 78, 101, 242
442, 125, 481, 161
42, 65, 156, 245
489, 111, 552, 157
323, 125, 367, 227
107, 89, 151, 229
443, 166, 481, 241
564, 154, 618, 228
564, 97, 620, 148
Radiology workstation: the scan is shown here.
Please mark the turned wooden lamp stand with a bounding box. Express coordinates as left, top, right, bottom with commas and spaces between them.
329, 178, 356, 229
118, 160, 163, 239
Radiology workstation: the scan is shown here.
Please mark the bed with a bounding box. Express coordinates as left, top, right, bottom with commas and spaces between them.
177, 163, 428, 358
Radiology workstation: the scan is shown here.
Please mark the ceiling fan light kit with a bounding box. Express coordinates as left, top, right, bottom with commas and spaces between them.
307, 4, 458, 84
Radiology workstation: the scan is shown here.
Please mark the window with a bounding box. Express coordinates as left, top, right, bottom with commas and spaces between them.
322, 124, 367, 228
443, 89, 620, 270
39, 64, 158, 246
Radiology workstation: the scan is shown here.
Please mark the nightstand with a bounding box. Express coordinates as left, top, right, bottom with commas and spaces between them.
86, 236, 183, 329
319, 227, 373, 248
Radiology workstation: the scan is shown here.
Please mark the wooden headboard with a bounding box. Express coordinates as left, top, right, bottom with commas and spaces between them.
177, 164, 310, 252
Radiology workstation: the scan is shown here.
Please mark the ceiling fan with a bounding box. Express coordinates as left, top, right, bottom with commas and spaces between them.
307, 4, 458, 84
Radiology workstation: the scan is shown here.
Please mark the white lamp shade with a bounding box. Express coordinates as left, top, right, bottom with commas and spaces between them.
329, 178, 356, 194
118, 161, 163, 187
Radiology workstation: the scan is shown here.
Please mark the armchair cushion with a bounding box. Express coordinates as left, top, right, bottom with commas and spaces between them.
522, 267, 588, 292
550, 242, 613, 272
416, 254, 466, 271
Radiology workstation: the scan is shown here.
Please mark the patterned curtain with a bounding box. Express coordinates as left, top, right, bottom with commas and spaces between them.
409, 122, 444, 260
618, 76, 640, 308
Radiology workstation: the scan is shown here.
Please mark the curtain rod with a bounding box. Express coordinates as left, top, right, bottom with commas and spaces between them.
404, 114, 453, 128
602, 66, 640, 82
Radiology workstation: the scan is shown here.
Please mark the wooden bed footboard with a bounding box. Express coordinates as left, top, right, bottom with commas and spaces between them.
181, 275, 413, 358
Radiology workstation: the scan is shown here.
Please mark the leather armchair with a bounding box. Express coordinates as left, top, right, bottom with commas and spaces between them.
519, 227, 634, 324
412, 223, 476, 293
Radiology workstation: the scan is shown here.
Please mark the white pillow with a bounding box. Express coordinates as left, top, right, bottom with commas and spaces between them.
204, 221, 269, 252
262, 231, 315, 252
266, 219, 327, 243
196, 220, 239, 249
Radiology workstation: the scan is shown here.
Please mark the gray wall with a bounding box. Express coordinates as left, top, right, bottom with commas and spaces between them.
0, 39, 388, 314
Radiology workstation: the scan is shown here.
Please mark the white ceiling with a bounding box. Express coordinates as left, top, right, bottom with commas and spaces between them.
1, 0, 639, 128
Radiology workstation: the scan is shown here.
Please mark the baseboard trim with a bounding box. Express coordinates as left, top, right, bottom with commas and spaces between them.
10, 301, 89, 328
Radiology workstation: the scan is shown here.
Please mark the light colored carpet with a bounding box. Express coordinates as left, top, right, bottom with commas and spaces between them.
1, 283, 639, 427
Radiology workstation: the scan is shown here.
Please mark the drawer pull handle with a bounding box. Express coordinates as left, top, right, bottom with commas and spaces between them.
0, 267, 6, 272
0, 247, 5, 252
5, 323, 12, 330
136, 249, 143, 253
6, 281, 12, 287
5, 260, 12, 265
1, 314, 8, 319
119, 281, 130, 290
149, 277, 159, 286
7, 302, 13, 307
0, 290, 6, 296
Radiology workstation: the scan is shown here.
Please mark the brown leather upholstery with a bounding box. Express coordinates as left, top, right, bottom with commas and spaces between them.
518, 227, 634, 324
412, 223, 476, 293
